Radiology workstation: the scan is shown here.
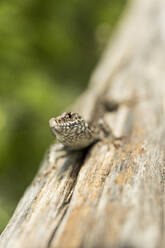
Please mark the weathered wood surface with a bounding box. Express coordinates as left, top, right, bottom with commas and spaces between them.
1, 0, 165, 247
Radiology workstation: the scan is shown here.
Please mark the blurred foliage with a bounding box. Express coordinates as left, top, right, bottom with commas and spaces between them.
0, 0, 127, 232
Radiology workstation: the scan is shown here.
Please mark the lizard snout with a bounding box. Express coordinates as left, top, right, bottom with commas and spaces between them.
49, 118, 57, 128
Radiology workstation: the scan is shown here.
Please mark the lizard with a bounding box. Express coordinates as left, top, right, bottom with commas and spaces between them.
43, 97, 137, 178
48, 99, 127, 151
49, 111, 111, 150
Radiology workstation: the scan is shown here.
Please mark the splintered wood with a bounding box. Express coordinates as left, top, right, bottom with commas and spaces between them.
0, 0, 165, 247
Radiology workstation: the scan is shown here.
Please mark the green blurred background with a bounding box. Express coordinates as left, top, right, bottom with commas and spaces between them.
0, 0, 127, 232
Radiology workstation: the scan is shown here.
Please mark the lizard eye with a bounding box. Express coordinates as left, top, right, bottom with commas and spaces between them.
67, 112, 72, 118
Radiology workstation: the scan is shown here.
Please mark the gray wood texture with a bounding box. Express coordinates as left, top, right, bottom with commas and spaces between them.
1, 0, 165, 247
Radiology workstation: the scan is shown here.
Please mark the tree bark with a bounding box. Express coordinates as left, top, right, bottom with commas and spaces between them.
1, 0, 165, 247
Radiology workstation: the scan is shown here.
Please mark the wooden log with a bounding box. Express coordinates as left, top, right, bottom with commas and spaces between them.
1, 0, 165, 247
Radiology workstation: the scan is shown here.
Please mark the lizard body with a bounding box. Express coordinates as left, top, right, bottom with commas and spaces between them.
49, 112, 110, 150
48, 96, 135, 150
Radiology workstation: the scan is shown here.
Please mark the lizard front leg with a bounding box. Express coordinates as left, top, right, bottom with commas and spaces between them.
97, 118, 124, 148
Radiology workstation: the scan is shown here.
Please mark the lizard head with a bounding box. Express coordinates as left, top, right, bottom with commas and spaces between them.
49, 112, 90, 149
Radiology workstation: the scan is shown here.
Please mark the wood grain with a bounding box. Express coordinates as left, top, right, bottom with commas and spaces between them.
1, 0, 165, 247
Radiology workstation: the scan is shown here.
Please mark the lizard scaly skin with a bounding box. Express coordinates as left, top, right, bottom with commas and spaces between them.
49, 112, 110, 150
